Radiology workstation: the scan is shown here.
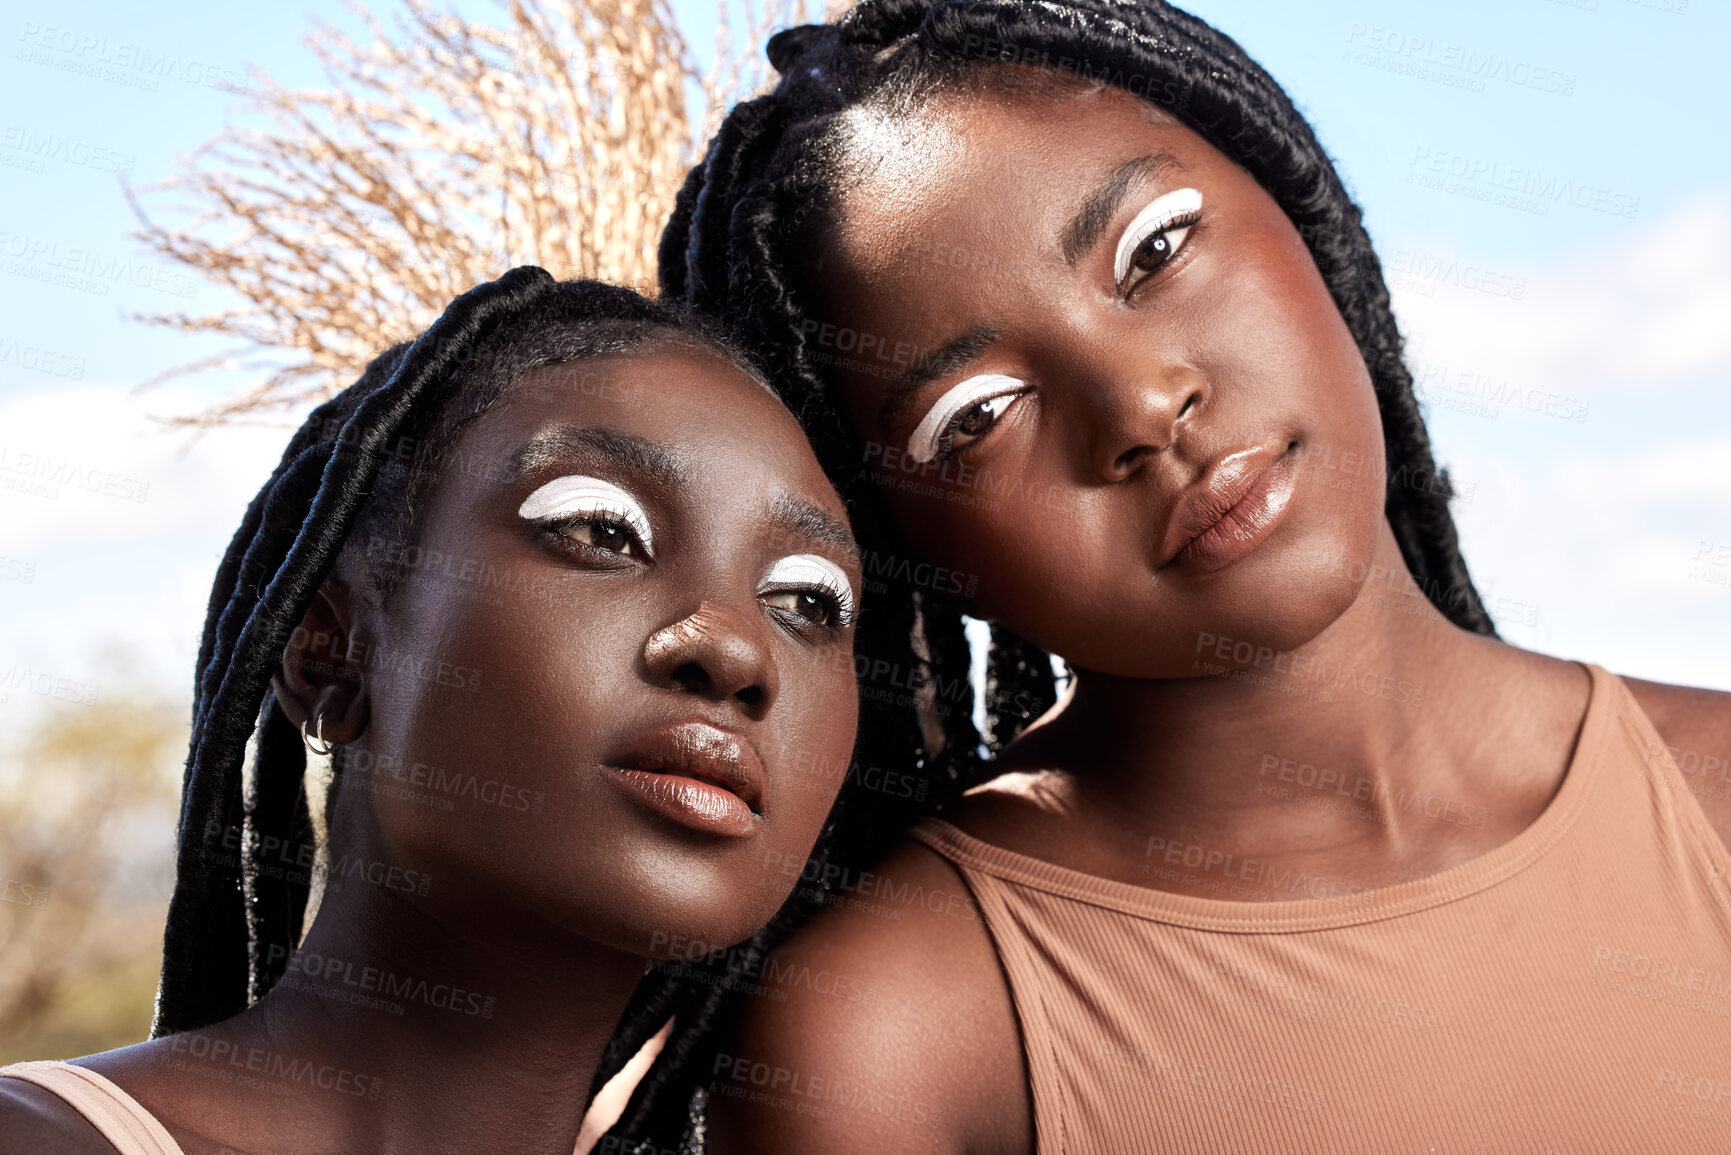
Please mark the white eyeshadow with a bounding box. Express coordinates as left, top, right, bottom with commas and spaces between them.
517, 475, 654, 555
1113, 187, 1203, 285
907, 373, 1025, 464
763, 553, 856, 624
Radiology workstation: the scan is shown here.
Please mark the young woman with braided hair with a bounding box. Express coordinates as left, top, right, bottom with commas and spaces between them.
0, 269, 869, 1154
628, 1, 1731, 1150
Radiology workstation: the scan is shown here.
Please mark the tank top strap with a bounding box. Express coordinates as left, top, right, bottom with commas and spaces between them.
1600, 666, 1731, 879
0, 1060, 186, 1155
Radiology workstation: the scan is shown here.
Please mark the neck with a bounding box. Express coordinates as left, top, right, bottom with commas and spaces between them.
1018, 523, 1556, 889
231, 822, 648, 1154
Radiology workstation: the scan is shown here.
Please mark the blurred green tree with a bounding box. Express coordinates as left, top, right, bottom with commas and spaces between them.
0, 691, 183, 1062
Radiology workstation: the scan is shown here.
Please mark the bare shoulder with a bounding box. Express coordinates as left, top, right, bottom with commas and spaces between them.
707, 837, 1030, 1155
0, 1074, 118, 1155
1623, 675, 1731, 846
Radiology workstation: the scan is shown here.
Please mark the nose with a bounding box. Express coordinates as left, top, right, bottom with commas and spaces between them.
642, 600, 779, 720
1084, 359, 1209, 483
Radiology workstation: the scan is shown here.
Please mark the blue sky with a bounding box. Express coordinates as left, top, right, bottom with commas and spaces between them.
1, 0, 1727, 723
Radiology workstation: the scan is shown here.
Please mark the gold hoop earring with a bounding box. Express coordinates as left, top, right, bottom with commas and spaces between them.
301, 711, 335, 756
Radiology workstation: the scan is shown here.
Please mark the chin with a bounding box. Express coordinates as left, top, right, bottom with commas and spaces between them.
571, 873, 778, 962
1057, 538, 1369, 681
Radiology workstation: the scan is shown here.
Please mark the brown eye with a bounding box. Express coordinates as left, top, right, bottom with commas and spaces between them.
558, 517, 643, 557
941, 391, 1024, 456
1123, 221, 1195, 292
761, 588, 841, 629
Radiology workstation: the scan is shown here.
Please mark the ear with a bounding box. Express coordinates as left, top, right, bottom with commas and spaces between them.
270, 576, 370, 746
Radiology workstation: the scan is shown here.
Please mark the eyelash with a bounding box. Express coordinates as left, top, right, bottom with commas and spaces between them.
933, 388, 1028, 462
758, 555, 857, 634
519, 475, 655, 563
904, 196, 1204, 464
1117, 210, 1200, 297
538, 512, 650, 563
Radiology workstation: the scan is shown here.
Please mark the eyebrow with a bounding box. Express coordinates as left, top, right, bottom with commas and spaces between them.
876, 324, 1004, 436
509, 425, 687, 487
768, 494, 861, 566
1060, 152, 1188, 266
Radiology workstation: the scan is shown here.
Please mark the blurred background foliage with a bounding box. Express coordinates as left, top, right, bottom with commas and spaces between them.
0, 685, 183, 1063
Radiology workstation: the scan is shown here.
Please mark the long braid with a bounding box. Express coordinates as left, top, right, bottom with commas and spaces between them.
615, 0, 1497, 1146
162, 438, 354, 1031
242, 691, 315, 998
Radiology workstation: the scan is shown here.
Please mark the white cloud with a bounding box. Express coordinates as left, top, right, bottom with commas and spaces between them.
1392, 192, 1731, 395
0, 383, 296, 704
1387, 195, 1731, 689
0, 383, 293, 550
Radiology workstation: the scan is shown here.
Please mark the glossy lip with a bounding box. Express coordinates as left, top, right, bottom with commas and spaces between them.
1158, 444, 1298, 574
605, 720, 766, 839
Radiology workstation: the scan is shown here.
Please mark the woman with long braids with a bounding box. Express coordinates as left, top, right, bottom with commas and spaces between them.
0, 270, 867, 1154
615, 0, 1731, 1150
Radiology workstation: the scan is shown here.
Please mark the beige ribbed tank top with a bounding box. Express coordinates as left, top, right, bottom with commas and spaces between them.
0, 1061, 186, 1154
909, 665, 1731, 1153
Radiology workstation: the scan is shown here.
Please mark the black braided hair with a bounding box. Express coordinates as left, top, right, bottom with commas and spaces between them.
152, 271, 779, 1059
599, 0, 1498, 1147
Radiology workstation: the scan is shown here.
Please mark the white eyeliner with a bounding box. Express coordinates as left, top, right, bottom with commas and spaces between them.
518, 475, 654, 556
1113, 187, 1203, 285
907, 372, 1025, 464
762, 554, 857, 626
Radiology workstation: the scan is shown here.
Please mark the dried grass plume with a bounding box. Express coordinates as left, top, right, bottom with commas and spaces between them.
131, 0, 799, 424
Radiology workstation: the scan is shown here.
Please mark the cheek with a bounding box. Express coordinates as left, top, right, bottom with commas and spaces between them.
373, 573, 633, 773
763, 649, 860, 830
358, 575, 645, 889
877, 471, 1112, 645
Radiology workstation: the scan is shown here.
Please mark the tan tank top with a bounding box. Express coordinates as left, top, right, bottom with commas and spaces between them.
910, 665, 1731, 1153
0, 1061, 186, 1155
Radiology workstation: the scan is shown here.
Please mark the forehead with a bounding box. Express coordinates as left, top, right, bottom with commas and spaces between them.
457, 347, 842, 515
830, 82, 1203, 285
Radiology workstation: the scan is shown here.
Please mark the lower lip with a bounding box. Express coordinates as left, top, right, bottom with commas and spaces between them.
1177, 454, 1298, 574
609, 768, 758, 838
